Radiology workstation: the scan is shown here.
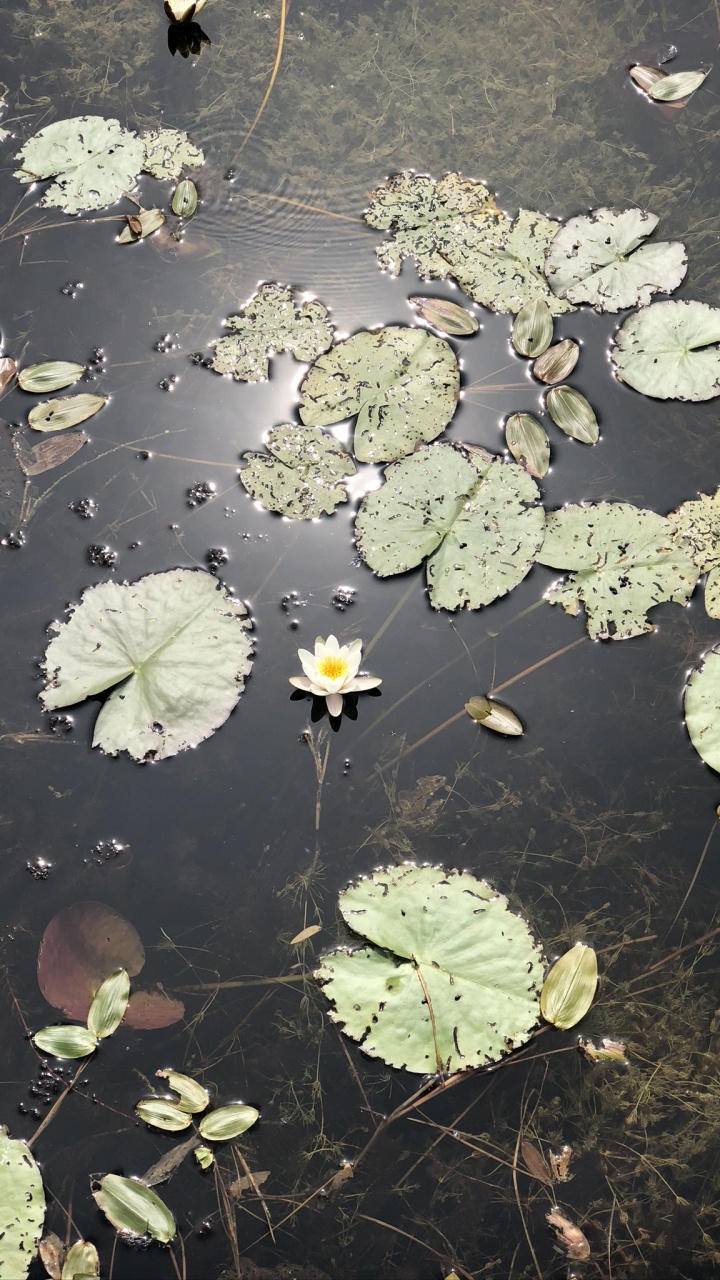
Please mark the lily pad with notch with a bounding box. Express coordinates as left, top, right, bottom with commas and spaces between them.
0, 1127, 45, 1279
612, 299, 720, 401
211, 283, 334, 383
545, 207, 686, 312
668, 487, 720, 617
240, 424, 355, 519
14, 117, 145, 215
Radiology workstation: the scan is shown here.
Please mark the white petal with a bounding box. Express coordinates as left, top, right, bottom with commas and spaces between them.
325, 635, 340, 653
345, 676, 382, 692
325, 693, 343, 717
348, 638, 363, 655
289, 676, 314, 692
314, 637, 327, 659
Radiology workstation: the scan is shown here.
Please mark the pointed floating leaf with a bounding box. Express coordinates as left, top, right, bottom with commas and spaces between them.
540, 943, 597, 1029
504, 413, 550, 479
465, 695, 523, 736
118, 209, 164, 243
14, 431, 88, 476
0, 1127, 45, 1280
142, 1137, 201, 1187
629, 64, 668, 93
135, 1098, 193, 1132
546, 386, 598, 444
92, 1174, 176, 1243
40, 569, 254, 762
612, 299, 720, 401
87, 968, 130, 1039
28, 394, 106, 433
156, 1069, 210, 1114
511, 298, 553, 357
18, 361, 85, 393
316, 864, 543, 1074
140, 128, 204, 179
33, 1025, 98, 1058
532, 339, 579, 385
198, 1104, 259, 1142
0, 357, 17, 392
299, 326, 459, 463
62, 1241, 99, 1280
211, 283, 334, 383
194, 1146, 214, 1170
14, 116, 145, 215
545, 207, 686, 311
355, 443, 545, 611
171, 179, 198, 218
39, 1233, 65, 1280
668, 487, 720, 618
290, 924, 322, 945
240, 424, 355, 519
648, 68, 709, 101
408, 296, 479, 336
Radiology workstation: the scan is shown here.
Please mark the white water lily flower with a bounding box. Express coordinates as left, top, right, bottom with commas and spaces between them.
164, 0, 206, 22
289, 635, 382, 718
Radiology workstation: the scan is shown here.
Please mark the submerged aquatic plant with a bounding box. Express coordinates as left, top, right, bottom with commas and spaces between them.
289, 635, 381, 718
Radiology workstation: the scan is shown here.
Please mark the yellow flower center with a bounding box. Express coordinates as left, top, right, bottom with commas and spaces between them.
317, 655, 349, 681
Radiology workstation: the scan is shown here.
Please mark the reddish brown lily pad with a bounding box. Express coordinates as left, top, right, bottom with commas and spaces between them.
125, 990, 185, 1029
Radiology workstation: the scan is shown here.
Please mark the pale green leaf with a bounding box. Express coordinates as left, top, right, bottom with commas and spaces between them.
156, 1069, 210, 1114
118, 209, 165, 243
28, 394, 106, 432
40, 569, 254, 762
240, 424, 355, 518
135, 1099, 193, 1132
355, 443, 544, 610
198, 1105, 260, 1142
540, 943, 598, 1029
668, 487, 720, 618
299, 326, 459, 463
140, 128, 204, 179
504, 413, 550, 478
545, 386, 599, 444
511, 297, 553, 357
316, 865, 543, 1074
211, 283, 334, 382
648, 68, 709, 101
18, 362, 85, 393
545, 207, 686, 311
612, 300, 720, 401
451, 208, 575, 315
33, 1025, 98, 1059
538, 502, 698, 639
364, 171, 502, 278
194, 1146, 214, 1170
0, 1127, 45, 1279
61, 1241, 99, 1280
465, 695, 523, 735
14, 116, 144, 214
87, 968, 130, 1039
92, 1174, 175, 1243
533, 339, 579, 384
171, 179, 198, 218
684, 647, 720, 773
409, 296, 478, 335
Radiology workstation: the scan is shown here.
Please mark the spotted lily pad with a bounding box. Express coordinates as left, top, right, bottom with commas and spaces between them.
14, 117, 145, 214
538, 502, 698, 639
211, 283, 334, 382
545, 207, 686, 312
240, 425, 355, 518
40, 569, 253, 762
355, 442, 545, 610
140, 128, 204, 179
668, 488, 720, 617
612, 300, 720, 401
364, 171, 504, 278
451, 208, 574, 315
299, 327, 459, 463
0, 1127, 45, 1278
315, 864, 544, 1075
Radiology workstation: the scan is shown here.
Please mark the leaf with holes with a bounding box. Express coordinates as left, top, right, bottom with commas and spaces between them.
612, 300, 720, 401
140, 128, 203, 179
211, 283, 334, 382
685, 646, 720, 774
0, 1127, 45, 1279
14, 116, 145, 214
315, 864, 544, 1074
668, 488, 720, 618
355, 443, 544, 610
537, 502, 698, 639
545, 207, 686, 312
299, 327, 459, 463
364, 171, 504, 278
40, 569, 253, 762
241, 425, 355, 519
451, 208, 574, 315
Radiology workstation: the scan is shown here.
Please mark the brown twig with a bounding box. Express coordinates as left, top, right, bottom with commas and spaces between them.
234, 0, 287, 159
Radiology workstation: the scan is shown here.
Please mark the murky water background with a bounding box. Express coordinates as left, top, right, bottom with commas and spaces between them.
0, 0, 719, 1276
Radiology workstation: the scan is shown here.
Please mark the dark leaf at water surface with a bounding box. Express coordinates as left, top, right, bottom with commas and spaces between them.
0, 423, 26, 532
0, 357, 16, 393
124, 989, 185, 1029
38, 901, 145, 1020
14, 430, 88, 476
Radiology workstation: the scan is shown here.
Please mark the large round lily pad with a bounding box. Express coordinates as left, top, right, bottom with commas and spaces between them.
316, 864, 544, 1075
14, 116, 145, 215
545, 207, 686, 312
612, 300, 720, 401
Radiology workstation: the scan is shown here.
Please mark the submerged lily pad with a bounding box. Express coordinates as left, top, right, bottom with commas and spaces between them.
14, 117, 144, 214
38, 902, 144, 1022
545, 207, 686, 312
355, 443, 545, 610
41, 569, 253, 762
211, 283, 334, 382
538, 501, 698, 639
315, 864, 544, 1075
0, 1127, 45, 1278
299, 327, 459, 463
240, 424, 355, 519
685, 647, 720, 774
140, 128, 204, 179
612, 300, 720, 401
668, 488, 720, 617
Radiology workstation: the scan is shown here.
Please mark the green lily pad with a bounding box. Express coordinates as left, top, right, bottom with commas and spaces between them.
364, 171, 504, 278
668, 487, 720, 617
0, 1127, 45, 1279
299, 327, 459, 463
612, 300, 720, 401
538, 501, 698, 639
140, 128, 204, 179
40, 569, 254, 762
14, 117, 144, 214
211, 283, 334, 382
545, 207, 686, 311
451, 208, 574, 315
685, 647, 720, 773
315, 864, 544, 1075
240, 425, 355, 519
355, 442, 544, 611
92, 1174, 175, 1243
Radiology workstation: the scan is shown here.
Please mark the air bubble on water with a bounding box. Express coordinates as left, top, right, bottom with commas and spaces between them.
187, 481, 216, 507
87, 838, 127, 866
2, 530, 26, 549
331, 585, 356, 611
136, 451, 153, 461
343, 759, 351, 774
87, 544, 117, 567
70, 498, 98, 519
280, 590, 308, 613
206, 547, 228, 571
224, 507, 236, 517
128, 541, 141, 549
154, 334, 179, 353
26, 858, 51, 881
61, 281, 83, 298
289, 618, 300, 630
48, 714, 73, 734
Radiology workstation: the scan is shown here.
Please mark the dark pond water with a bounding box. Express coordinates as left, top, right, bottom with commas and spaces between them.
1, 0, 720, 1276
